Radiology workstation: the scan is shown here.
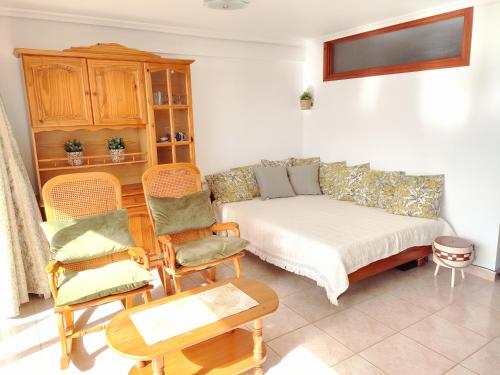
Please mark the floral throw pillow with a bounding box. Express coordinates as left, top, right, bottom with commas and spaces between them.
231, 164, 260, 197
293, 157, 320, 166
261, 158, 293, 167
388, 175, 444, 219
336, 163, 370, 201
319, 161, 346, 195
205, 170, 253, 204
354, 170, 404, 208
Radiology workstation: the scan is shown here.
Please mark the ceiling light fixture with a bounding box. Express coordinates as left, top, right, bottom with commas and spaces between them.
204, 0, 250, 10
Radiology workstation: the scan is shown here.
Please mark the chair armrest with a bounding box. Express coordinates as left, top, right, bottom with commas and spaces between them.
45, 260, 61, 299
211, 222, 240, 237
128, 247, 150, 270
45, 260, 61, 274
157, 235, 176, 269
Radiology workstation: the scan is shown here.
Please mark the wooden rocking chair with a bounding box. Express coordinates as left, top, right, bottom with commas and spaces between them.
42, 172, 154, 369
142, 163, 245, 294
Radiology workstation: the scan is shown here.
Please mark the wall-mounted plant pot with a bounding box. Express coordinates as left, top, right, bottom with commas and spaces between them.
300, 99, 313, 110
66, 151, 84, 166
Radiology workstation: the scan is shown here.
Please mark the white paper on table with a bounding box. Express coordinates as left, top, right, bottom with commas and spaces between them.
129, 283, 259, 345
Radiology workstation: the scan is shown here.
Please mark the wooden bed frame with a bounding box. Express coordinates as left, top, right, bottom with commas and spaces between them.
348, 245, 432, 283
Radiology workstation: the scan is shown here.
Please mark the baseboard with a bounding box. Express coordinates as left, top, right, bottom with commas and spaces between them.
430, 257, 499, 282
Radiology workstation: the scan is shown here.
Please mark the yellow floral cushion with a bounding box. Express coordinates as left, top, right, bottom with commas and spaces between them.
261, 158, 293, 167
354, 170, 404, 208
319, 161, 346, 195
293, 157, 320, 166
231, 164, 260, 197
335, 163, 370, 201
205, 170, 253, 204
388, 175, 444, 219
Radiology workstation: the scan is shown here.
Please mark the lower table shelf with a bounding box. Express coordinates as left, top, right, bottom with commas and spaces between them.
129, 328, 266, 375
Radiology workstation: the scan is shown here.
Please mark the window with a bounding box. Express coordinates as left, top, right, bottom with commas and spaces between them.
323, 7, 473, 81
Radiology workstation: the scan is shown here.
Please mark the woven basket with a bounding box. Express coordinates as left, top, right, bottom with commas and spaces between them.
433, 236, 474, 268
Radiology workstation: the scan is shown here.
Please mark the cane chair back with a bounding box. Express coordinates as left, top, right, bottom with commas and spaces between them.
43, 172, 122, 221
142, 163, 212, 244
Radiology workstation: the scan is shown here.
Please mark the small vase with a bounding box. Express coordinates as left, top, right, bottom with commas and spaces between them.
300, 99, 313, 110
67, 151, 84, 166
110, 149, 125, 163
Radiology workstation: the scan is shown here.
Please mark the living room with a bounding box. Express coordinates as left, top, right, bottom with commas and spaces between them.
1, 0, 499, 374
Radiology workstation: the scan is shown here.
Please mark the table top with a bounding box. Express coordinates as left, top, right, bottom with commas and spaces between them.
434, 236, 473, 249
106, 278, 278, 361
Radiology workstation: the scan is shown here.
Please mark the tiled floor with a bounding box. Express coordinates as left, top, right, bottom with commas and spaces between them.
1, 253, 500, 374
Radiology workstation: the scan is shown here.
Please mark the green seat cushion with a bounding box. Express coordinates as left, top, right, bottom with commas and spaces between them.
147, 191, 216, 236
55, 260, 153, 306
40, 209, 134, 263
174, 235, 249, 267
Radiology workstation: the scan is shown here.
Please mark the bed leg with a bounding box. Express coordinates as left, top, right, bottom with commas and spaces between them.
417, 257, 427, 267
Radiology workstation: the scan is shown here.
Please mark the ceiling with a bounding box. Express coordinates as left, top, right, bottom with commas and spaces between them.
0, 0, 473, 45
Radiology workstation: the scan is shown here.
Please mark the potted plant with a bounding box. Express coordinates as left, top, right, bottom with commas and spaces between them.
300, 91, 313, 110
64, 139, 84, 166
107, 137, 126, 163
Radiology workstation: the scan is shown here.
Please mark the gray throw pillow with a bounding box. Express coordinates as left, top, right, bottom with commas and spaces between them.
287, 165, 321, 195
147, 191, 216, 235
253, 166, 296, 200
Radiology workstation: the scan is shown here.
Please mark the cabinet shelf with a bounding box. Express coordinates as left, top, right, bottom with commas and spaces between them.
38, 152, 147, 172
156, 140, 191, 148
153, 104, 189, 110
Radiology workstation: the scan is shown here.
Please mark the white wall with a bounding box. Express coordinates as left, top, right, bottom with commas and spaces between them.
0, 16, 304, 187
303, 2, 500, 271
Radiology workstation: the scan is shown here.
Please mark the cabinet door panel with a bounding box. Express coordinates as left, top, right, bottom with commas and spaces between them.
88, 60, 147, 125
23, 56, 92, 127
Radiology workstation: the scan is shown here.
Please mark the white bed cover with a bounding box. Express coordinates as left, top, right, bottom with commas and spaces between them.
215, 195, 455, 305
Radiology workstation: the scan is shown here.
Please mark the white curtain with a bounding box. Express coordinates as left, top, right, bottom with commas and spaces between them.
0, 95, 50, 318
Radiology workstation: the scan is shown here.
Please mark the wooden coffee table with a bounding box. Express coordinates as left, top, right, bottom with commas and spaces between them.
106, 278, 279, 375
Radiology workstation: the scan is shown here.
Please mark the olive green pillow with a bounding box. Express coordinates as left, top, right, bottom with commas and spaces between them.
335, 163, 370, 201
55, 260, 153, 306
231, 164, 260, 197
205, 170, 253, 204
354, 170, 404, 208
388, 175, 444, 219
293, 157, 320, 166
40, 209, 134, 263
319, 161, 347, 195
174, 235, 249, 267
147, 191, 216, 236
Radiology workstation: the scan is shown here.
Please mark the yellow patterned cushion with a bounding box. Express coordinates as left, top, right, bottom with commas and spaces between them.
336, 163, 370, 201
293, 157, 320, 166
354, 170, 404, 208
261, 158, 293, 167
319, 161, 346, 195
231, 164, 260, 198
388, 175, 444, 219
205, 170, 253, 204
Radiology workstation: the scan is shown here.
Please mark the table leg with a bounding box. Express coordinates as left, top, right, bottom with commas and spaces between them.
253, 319, 264, 375
152, 356, 164, 375
461, 269, 465, 279
434, 264, 440, 277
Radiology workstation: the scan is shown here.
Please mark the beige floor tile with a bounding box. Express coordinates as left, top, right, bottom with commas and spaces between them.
389, 281, 455, 313
257, 303, 308, 341
467, 284, 500, 312
355, 294, 430, 331
360, 333, 455, 375
257, 271, 316, 300
331, 355, 385, 375
461, 341, 500, 375
336, 284, 377, 309
282, 286, 341, 322
445, 365, 477, 375
352, 269, 408, 296
268, 325, 352, 367
0, 318, 41, 364
230, 252, 282, 278
402, 315, 489, 362
436, 299, 500, 338
315, 308, 395, 352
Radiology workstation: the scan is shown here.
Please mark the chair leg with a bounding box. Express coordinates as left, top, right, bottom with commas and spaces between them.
64, 311, 74, 336
57, 313, 71, 369
172, 275, 182, 294
143, 290, 152, 303
125, 296, 134, 309
161, 267, 173, 296
209, 267, 217, 282
233, 257, 242, 278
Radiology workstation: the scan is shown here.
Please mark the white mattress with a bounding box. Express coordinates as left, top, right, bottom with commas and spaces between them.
215, 195, 455, 305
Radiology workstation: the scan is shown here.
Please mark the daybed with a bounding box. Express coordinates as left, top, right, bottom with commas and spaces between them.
215, 195, 454, 304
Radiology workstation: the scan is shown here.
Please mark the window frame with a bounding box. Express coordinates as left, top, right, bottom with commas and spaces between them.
323, 7, 473, 81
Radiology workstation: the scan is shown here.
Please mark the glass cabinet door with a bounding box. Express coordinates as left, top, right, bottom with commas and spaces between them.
169, 68, 188, 105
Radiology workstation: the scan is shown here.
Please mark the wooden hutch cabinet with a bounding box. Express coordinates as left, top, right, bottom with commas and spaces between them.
15, 44, 196, 251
